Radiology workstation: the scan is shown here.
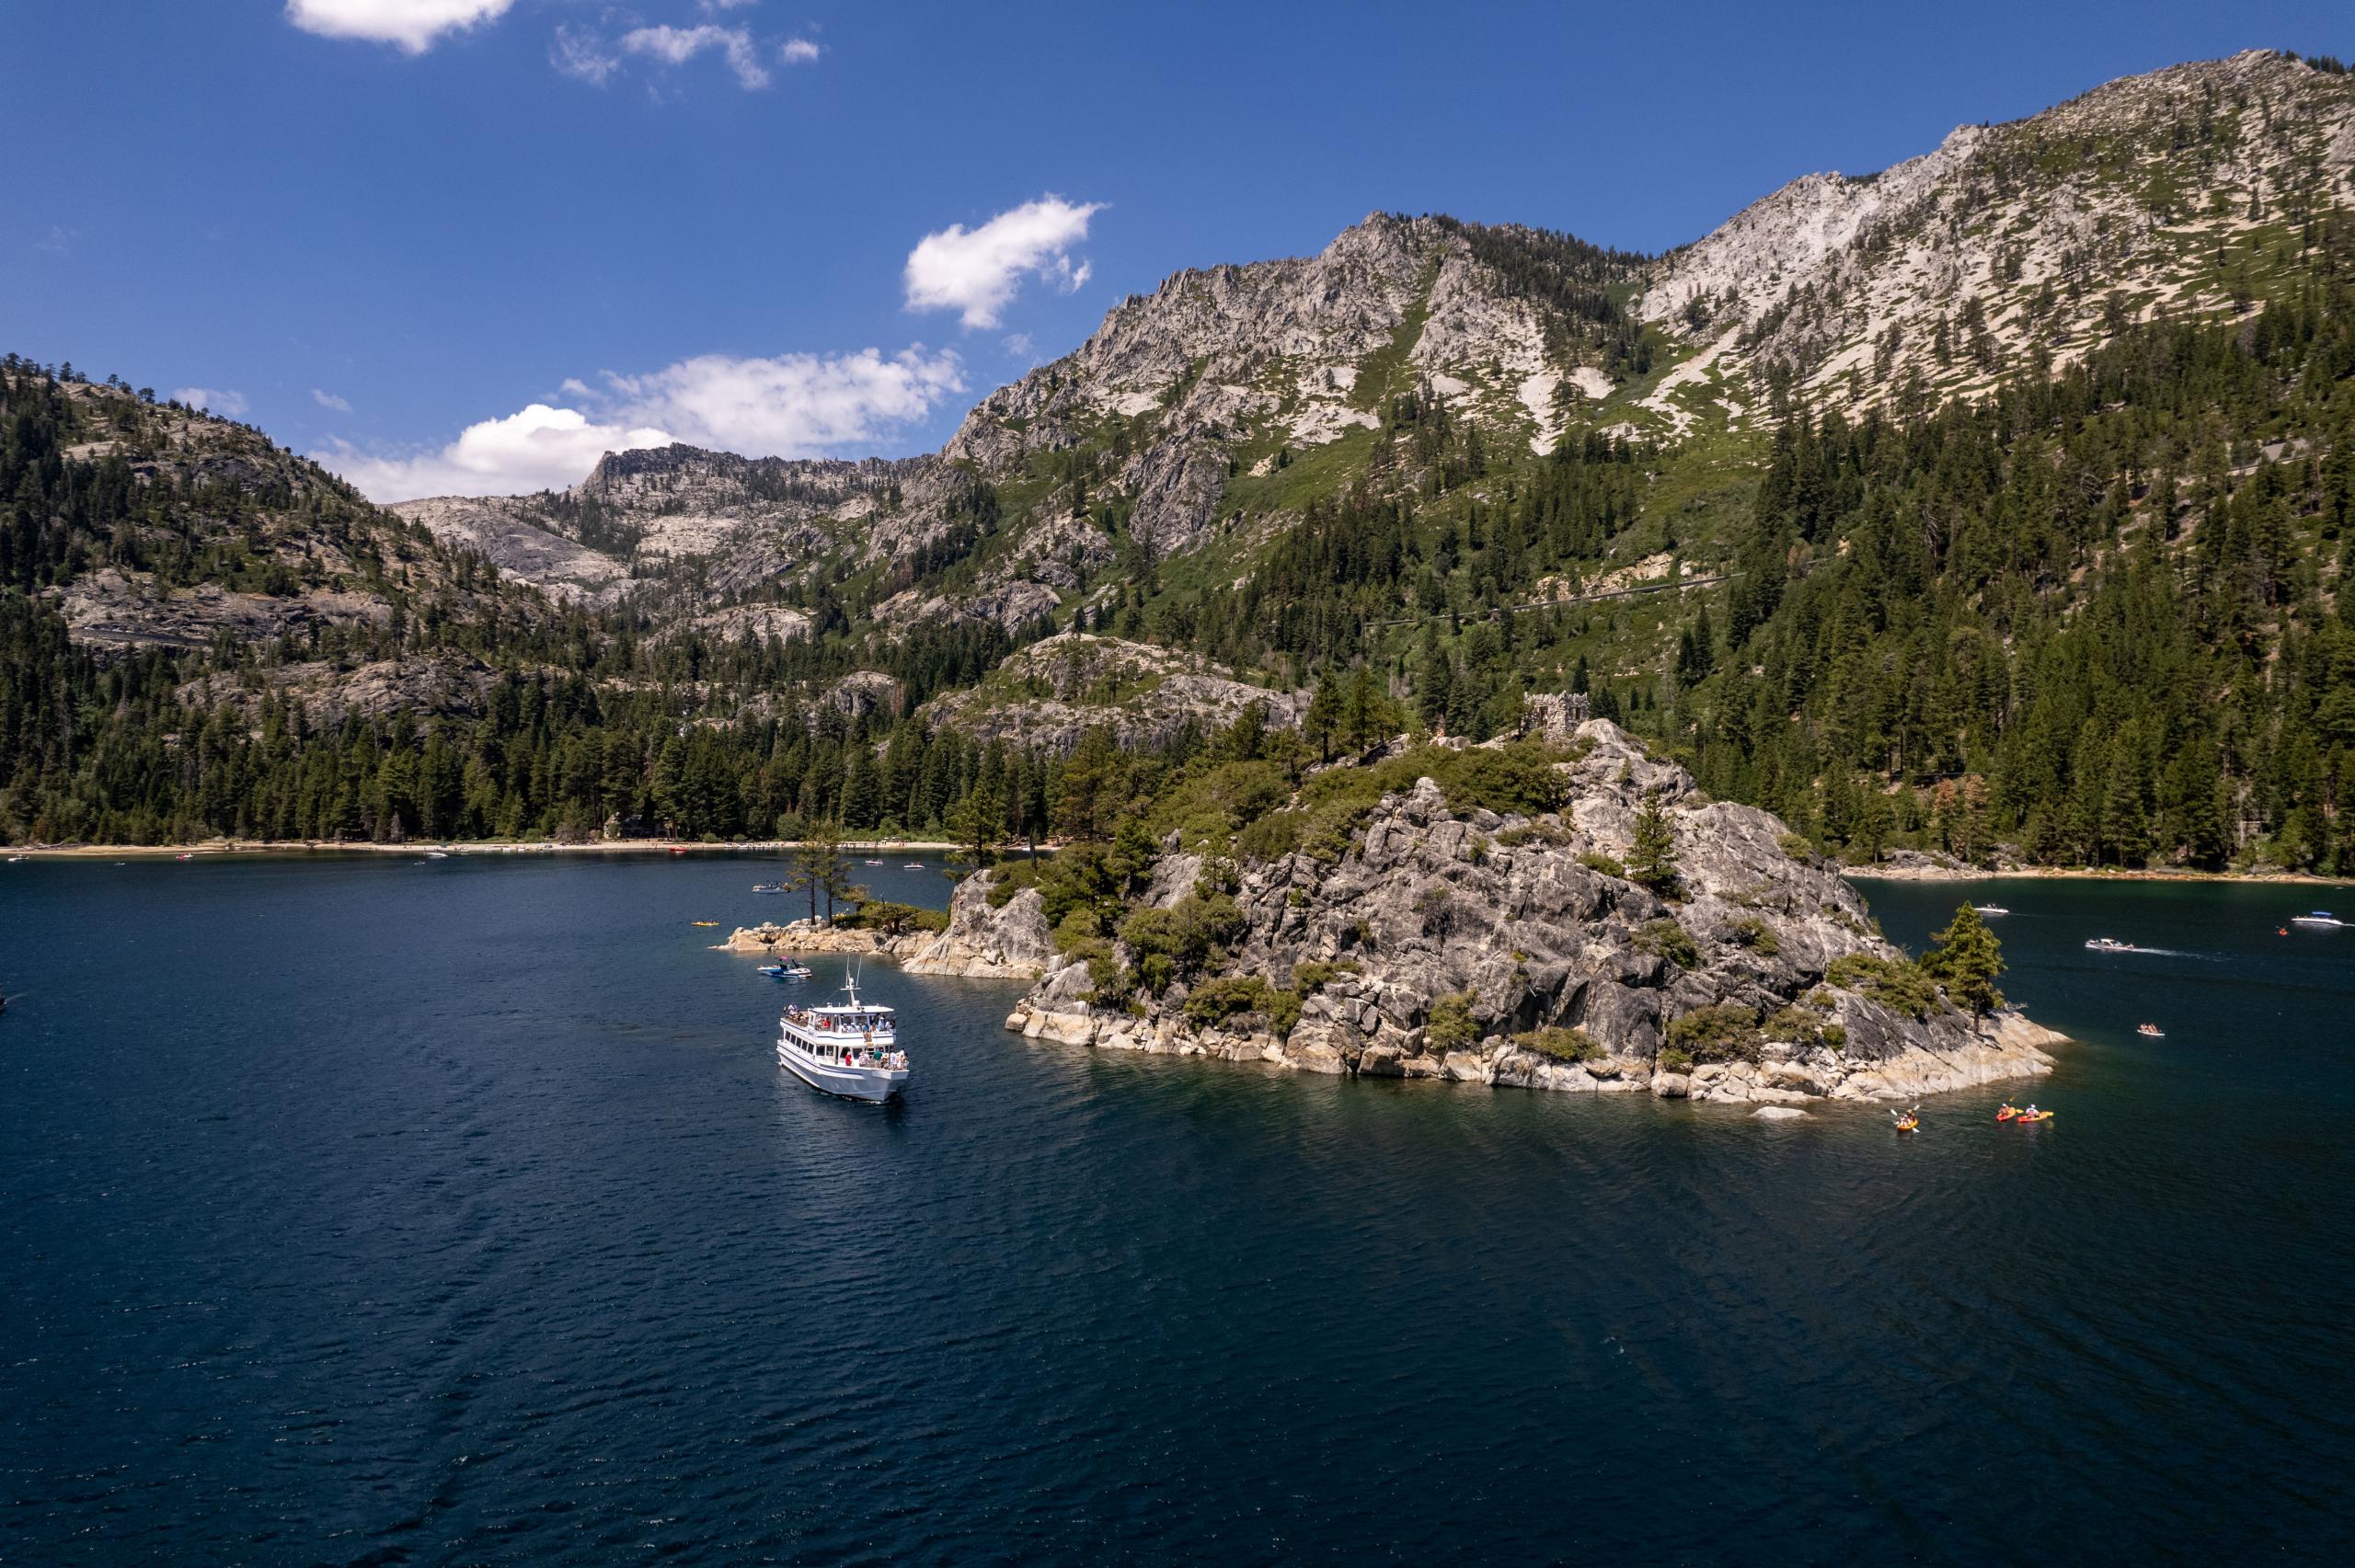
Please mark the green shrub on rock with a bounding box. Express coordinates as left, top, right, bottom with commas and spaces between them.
1513, 1025, 1603, 1062
1426, 991, 1480, 1050
1179, 974, 1304, 1038
1824, 952, 1941, 1019
1634, 918, 1700, 969
1666, 1003, 1764, 1063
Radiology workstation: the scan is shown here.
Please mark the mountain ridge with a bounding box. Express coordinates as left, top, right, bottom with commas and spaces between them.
7, 47, 2353, 879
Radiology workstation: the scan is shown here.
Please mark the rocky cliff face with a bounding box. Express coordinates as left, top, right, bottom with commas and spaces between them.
917, 633, 1308, 754
396, 213, 1644, 635
35, 381, 511, 656
1005, 722, 2061, 1104
393, 445, 917, 608
385, 56, 2351, 651
1637, 51, 2355, 415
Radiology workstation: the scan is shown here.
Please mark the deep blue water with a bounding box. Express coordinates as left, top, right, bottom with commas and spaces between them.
3, 856, 2352, 1565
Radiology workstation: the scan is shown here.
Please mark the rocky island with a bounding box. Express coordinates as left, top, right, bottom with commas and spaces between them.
757, 719, 2063, 1107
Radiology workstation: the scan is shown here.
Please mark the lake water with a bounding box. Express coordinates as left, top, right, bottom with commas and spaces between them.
4, 857, 2351, 1564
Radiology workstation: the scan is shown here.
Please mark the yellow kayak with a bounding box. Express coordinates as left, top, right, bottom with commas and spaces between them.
2014, 1110, 2055, 1124
691, 921, 718, 927
1894, 1116, 1918, 1132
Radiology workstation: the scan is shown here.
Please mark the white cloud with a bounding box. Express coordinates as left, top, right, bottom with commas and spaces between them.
284, 0, 512, 53
175, 387, 248, 417
903, 196, 1104, 329
603, 347, 963, 456
318, 347, 964, 500
779, 37, 821, 63
621, 24, 769, 89
37, 225, 78, 257
312, 388, 354, 413
700, 0, 760, 10
323, 405, 673, 500
550, 24, 620, 85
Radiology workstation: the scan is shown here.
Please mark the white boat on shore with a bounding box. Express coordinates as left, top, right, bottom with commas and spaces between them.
776, 975, 908, 1102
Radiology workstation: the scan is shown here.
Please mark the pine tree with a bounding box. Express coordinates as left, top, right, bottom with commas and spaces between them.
1923, 903, 2005, 1025
1628, 793, 1681, 895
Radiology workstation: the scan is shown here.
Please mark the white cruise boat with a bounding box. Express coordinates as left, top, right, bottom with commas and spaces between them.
776, 975, 909, 1102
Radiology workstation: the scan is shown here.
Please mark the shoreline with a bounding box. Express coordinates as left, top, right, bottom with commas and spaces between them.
10, 839, 2344, 891
1843, 864, 2354, 888
6, 837, 971, 860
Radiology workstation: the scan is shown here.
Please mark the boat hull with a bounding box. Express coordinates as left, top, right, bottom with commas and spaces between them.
777, 1039, 907, 1102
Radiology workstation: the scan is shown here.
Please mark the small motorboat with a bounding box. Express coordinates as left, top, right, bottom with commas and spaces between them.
752, 881, 787, 894
865, 858, 886, 866
2290, 910, 2344, 928
2085, 937, 2134, 953
690, 920, 718, 927
2136, 1023, 2165, 1038
758, 958, 814, 980
902, 862, 925, 870
1972, 904, 2009, 916
668, 846, 688, 856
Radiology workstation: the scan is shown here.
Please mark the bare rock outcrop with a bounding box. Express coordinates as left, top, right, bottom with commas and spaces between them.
718, 870, 1052, 980
902, 875, 1053, 979
1005, 721, 2062, 1104
918, 633, 1309, 755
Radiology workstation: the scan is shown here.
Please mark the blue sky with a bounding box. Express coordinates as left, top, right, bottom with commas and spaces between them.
3, 1, 2346, 498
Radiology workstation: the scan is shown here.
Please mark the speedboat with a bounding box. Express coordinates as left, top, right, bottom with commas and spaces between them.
1972, 904, 2009, 916
757, 957, 813, 980
751, 881, 787, 894
902, 862, 925, 870
2137, 1023, 2165, 1038
865, 858, 885, 866
2290, 910, 2344, 927
776, 975, 908, 1102
2085, 937, 2133, 953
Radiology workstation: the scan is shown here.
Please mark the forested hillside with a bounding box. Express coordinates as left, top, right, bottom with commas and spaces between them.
0, 364, 1057, 844
5, 52, 2354, 873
